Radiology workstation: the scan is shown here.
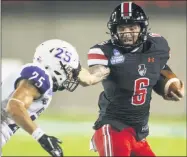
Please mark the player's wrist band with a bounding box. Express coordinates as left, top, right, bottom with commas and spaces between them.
32, 128, 45, 140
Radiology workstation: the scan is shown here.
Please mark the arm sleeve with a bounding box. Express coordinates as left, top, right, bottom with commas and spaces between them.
14, 65, 51, 94
87, 46, 108, 67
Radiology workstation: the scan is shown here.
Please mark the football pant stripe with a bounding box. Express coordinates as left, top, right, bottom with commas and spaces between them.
102, 125, 112, 156
102, 125, 108, 156
106, 124, 113, 156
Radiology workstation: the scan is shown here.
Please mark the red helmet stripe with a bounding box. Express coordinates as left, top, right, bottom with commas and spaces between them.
123, 2, 129, 16
121, 2, 132, 17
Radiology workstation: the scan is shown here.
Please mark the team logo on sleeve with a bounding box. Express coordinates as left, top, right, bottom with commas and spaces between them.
110, 49, 125, 65
138, 64, 147, 76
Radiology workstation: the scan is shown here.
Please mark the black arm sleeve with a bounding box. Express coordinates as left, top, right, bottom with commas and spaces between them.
153, 64, 173, 96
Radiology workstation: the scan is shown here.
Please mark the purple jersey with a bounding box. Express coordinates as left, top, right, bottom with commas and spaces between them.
1, 63, 53, 139
15, 64, 51, 94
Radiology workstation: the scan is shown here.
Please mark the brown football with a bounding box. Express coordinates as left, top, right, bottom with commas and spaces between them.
160, 70, 181, 96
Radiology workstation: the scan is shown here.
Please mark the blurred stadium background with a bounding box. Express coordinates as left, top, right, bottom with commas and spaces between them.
1, 1, 186, 156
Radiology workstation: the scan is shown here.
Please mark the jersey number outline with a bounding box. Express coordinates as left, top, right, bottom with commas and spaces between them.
29, 71, 45, 88
131, 77, 150, 106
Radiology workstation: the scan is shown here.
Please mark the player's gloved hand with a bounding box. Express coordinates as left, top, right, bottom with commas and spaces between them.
38, 134, 63, 157
163, 81, 184, 101
32, 128, 63, 157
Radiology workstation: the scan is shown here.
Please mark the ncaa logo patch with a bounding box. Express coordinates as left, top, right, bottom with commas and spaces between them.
110, 49, 125, 65
113, 49, 120, 56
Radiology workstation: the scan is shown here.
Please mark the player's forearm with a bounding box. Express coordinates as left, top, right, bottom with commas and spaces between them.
78, 66, 110, 86
78, 70, 103, 86
79, 75, 103, 86
6, 101, 37, 135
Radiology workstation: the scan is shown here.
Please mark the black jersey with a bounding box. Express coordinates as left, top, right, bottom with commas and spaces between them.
87, 33, 170, 137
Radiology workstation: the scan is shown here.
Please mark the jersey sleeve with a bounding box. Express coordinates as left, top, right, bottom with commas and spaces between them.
148, 33, 171, 69
87, 46, 108, 67
160, 36, 171, 69
148, 33, 170, 56
160, 37, 170, 69
15, 64, 51, 94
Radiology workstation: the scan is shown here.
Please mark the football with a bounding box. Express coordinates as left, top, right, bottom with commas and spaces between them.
160, 70, 181, 96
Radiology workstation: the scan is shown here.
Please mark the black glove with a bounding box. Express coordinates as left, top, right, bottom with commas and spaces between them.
38, 134, 63, 157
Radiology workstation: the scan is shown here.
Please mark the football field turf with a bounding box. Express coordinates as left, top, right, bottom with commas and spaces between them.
2, 117, 186, 156
3, 134, 186, 156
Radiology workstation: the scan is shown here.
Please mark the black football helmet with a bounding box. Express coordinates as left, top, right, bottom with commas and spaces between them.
107, 2, 149, 50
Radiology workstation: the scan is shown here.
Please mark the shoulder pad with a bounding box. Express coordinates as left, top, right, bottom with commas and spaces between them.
90, 40, 111, 49
97, 40, 111, 46
148, 32, 170, 52
15, 63, 52, 94
148, 33, 162, 38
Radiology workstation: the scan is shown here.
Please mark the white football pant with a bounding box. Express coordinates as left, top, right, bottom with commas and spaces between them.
1, 122, 13, 148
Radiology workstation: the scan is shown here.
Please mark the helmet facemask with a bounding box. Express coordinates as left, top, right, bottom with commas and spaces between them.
47, 61, 80, 92
116, 23, 141, 48
59, 61, 80, 92
52, 61, 80, 92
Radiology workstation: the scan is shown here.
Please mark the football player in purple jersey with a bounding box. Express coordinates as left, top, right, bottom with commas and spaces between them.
1, 39, 81, 156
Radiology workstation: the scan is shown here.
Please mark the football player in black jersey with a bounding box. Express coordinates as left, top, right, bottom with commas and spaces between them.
78, 2, 184, 156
